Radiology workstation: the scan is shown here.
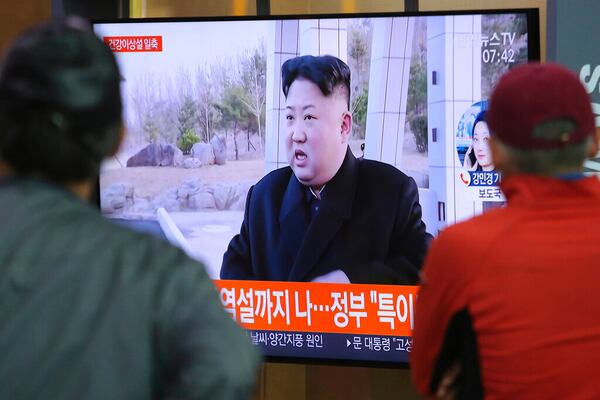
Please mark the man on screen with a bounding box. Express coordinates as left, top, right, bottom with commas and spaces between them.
411, 63, 600, 399
220, 55, 431, 284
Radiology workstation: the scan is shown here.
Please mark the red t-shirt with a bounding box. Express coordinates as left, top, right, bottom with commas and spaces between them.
411, 175, 600, 399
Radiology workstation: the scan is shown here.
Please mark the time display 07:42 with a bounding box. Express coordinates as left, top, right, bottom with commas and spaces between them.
481, 31, 518, 64
482, 48, 516, 64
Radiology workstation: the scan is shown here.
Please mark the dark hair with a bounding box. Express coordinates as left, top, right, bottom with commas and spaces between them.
498, 120, 590, 175
281, 55, 351, 110
0, 17, 122, 183
468, 110, 487, 168
473, 110, 487, 134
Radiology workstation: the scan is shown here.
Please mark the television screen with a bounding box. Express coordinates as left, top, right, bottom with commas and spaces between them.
94, 8, 539, 364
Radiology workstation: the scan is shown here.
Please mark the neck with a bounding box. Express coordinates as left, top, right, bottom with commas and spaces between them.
0, 161, 12, 177
0, 162, 94, 201
310, 185, 323, 200
65, 179, 94, 201
501, 165, 585, 180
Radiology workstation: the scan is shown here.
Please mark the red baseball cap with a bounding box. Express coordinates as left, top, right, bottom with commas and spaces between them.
487, 63, 595, 149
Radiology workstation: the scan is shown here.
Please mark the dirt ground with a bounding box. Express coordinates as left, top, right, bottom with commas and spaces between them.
101, 158, 265, 198
401, 129, 428, 171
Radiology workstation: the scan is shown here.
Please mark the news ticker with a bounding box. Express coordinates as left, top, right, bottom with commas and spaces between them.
214, 280, 418, 362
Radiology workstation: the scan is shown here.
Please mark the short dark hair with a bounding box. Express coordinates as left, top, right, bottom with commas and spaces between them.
0, 17, 122, 183
472, 110, 487, 135
281, 55, 351, 110
497, 119, 590, 175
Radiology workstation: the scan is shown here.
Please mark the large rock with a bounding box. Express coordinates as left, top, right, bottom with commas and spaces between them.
211, 135, 227, 165
213, 184, 236, 210
173, 147, 184, 167
152, 189, 179, 212
230, 196, 247, 211
126, 143, 183, 167
191, 142, 215, 165
232, 182, 252, 211
212, 181, 252, 211
183, 157, 202, 169
190, 186, 216, 210
101, 183, 133, 214
129, 197, 155, 216
177, 177, 203, 200
191, 192, 216, 210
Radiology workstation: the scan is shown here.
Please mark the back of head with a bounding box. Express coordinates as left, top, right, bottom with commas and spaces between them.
0, 17, 122, 183
281, 55, 351, 110
487, 63, 595, 174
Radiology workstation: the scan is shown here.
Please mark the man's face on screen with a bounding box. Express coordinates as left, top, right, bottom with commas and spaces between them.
284, 78, 351, 190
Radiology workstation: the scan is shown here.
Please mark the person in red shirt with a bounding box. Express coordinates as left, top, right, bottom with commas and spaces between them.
411, 63, 600, 399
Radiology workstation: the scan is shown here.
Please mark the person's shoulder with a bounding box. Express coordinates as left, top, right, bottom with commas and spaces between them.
93, 216, 211, 295
424, 209, 508, 281
252, 165, 293, 192
435, 206, 515, 253
41, 190, 196, 275
257, 165, 293, 184
425, 207, 519, 286
86, 212, 187, 263
358, 158, 413, 186
15, 181, 202, 283
6, 181, 212, 310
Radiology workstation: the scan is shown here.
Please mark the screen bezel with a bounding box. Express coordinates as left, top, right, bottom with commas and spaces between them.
91, 8, 540, 63
92, 7, 540, 368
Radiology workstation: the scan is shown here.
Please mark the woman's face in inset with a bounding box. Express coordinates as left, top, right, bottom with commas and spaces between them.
473, 121, 493, 171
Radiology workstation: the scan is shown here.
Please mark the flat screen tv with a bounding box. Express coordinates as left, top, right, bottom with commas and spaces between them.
93, 8, 540, 365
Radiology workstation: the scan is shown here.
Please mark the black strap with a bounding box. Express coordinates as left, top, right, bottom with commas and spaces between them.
429, 308, 484, 399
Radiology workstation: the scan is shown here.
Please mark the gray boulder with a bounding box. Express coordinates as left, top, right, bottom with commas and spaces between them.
126, 143, 183, 167
231, 196, 247, 211
129, 197, 155, 216
153, 189, 179, 212
190, 185, 216, 210
211, 135, 227, 165
191, 142, 215, 165
173, 147, 184, 167
232, 182, 252, 210
213, 184, 235, 210
212, 181, 252, 211
101, 183, 133, 214
177, 177, 203, 199
183, 157, 202, 169
191, 192, 217, 210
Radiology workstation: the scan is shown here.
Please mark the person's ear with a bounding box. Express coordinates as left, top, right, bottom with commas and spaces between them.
340, 111, 352, 144
586, 127, 600, 157
0, 160, 13, 177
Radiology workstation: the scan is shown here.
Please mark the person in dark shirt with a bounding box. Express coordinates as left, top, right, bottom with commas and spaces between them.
0, 18, 259, 400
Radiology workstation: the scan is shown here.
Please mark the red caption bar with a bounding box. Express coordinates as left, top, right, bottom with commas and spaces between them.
214, 280, 420, 337
104, 36, 163, 52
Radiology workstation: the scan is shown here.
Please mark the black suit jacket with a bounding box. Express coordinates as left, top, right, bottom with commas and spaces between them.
220, 149, 432, 284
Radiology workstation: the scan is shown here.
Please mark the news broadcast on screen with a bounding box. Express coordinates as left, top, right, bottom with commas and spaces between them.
93, 8, 539, 364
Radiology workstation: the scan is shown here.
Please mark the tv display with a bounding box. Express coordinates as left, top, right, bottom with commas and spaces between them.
94, 8, 539, 364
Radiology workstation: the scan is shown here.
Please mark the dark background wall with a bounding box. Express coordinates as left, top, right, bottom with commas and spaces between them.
52, 0, 128, 19
0, 0, 51, 53
547, 0, 600, 123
